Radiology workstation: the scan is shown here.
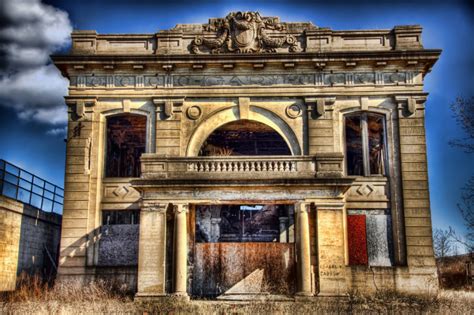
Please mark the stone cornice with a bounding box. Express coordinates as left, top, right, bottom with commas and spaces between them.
52, 50, 441, 82
52, 49, 441, 64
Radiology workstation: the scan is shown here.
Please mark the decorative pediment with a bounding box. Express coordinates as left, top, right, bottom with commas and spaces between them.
191, 11, 299, 54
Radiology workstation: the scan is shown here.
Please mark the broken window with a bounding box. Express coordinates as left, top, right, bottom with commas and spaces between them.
105, 114, 146, 178
345, 113, 386, 176
199, 120, 291, 156
195, 204, 294, 243
347, 210, 394, 266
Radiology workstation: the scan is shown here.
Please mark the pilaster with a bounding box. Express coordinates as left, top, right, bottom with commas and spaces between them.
316, 202, 347, 296
136, 202, 168, 297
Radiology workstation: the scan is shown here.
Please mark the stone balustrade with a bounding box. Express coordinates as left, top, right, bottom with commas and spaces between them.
187, 158, 297, 173
140, 153, 344, 180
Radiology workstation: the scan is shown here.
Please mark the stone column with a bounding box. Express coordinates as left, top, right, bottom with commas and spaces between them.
136, 202, 168, 297
316, 203, 347, 296
173, 204, 189, 297
296, 202, 313, 296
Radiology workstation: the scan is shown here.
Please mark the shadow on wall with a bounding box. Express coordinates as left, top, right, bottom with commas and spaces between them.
0, 196, 61, 291
59, 208, 139, 291
17, 204, 62, 283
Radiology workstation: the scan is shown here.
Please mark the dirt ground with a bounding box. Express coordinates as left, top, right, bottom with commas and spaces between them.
1, 290, 473, 314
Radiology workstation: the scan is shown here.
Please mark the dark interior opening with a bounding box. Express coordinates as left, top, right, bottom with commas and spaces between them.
195, 204, 294, 243
105, 114, 146, 177
199, 120, 291, 156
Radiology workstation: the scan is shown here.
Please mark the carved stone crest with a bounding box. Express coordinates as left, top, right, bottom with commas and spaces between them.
191, 12, 299, 54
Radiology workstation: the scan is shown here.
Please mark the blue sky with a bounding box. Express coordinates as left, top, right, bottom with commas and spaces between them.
1, 0, 473, 239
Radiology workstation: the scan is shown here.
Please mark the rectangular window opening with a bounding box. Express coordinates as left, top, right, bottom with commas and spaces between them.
102, 210, 140, 225
195, 204, 294, 243
345, 116, 364, 176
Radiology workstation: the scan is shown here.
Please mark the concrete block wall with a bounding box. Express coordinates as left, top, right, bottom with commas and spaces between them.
0, 196, 61, 291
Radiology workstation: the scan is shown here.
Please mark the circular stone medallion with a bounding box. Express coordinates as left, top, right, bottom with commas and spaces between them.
286, 104, 302, 119
187, 106, 202, 120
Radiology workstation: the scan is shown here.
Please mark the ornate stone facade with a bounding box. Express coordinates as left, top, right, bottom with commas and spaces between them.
53, 12, 441, 299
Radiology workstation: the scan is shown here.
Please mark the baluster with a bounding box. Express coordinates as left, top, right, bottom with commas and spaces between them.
268, 161, 273, 172
262, 161, 267, 171
292, 161, 297, 172
204, 162, 209, 172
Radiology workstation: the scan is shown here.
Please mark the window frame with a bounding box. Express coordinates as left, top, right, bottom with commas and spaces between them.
344, 112, 388, 177
102, 110, 153, 179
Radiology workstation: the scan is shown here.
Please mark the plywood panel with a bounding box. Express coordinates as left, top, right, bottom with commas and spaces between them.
192, 243, 295, 297
347, 215, 368, 265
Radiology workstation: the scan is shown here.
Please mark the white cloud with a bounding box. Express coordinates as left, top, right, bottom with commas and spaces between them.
0, 64, 68, 109
45, 126, 67, 137
0, 0, 72, 130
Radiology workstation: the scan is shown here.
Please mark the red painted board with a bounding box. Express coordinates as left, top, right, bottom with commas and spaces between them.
347, 215, 368, 265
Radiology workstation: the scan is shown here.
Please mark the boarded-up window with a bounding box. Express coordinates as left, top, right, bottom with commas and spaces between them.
98, 210, 140, 266
347, 211, 394, 266
105, 114, 146, 177
195, 204, 294, 243
345, 113, 386, 176
199, 120, 291, 156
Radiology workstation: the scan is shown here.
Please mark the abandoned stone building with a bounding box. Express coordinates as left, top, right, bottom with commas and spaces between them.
52, 12, 441, 299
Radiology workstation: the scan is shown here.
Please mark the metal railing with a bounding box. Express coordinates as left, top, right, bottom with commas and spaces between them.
0, 159, 63, 214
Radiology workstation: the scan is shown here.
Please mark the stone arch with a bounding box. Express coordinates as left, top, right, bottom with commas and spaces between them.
186, 105, 301, 156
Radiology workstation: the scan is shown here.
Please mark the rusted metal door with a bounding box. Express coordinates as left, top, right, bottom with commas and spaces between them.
192, 242, 295, 297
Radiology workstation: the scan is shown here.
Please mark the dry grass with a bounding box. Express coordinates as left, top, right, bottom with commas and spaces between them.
437, 254, 473, 290
1, 275, 474, 314
0, 273, 133, 303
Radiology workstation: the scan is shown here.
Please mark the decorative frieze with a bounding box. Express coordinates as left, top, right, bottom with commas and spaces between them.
69, 71, 419, 89
144, 75, 166, 87
173, 74, 314, 87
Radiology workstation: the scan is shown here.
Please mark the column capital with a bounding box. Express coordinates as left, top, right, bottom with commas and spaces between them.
140, 201, 169, 213
304, 96, 336, 118
152, 97, 184, 119
315, 203, 345, 212
295, 202, 311, 213
173, 203, 189, 214
393, 94, 427, 117
65, 96, 97, 121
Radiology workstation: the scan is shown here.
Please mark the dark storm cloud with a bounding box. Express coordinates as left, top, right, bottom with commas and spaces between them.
0, 0, 72, 130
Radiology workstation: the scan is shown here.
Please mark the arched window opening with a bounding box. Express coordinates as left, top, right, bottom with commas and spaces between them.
105, 114, 146, 177
199, 120, 291, 156
345, 113, 386, 176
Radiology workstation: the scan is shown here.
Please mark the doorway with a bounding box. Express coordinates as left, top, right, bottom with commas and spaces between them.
190, 204, 296, 298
